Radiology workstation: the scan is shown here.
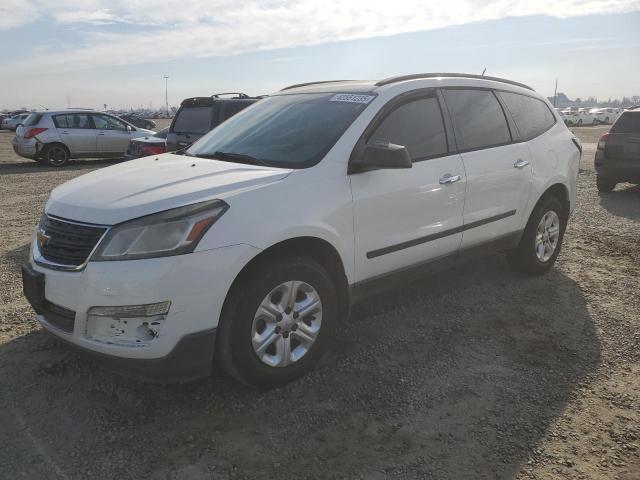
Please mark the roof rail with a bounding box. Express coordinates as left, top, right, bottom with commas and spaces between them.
280, 80, 356, 91
211, 92, 250, 99
375, 73, 534, 91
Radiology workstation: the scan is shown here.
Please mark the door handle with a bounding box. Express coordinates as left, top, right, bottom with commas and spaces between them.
60, 131, 69, 135
97, 133, 105, 136
439, 173, 462, 185
513, 159, 530, 169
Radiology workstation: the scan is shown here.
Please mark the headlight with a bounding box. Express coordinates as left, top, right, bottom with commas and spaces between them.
92, 199, 229, 261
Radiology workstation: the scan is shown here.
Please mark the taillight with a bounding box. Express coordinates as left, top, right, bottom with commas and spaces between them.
24, 127, 48, 139
141, 145, 166, 156
597, 133, 609, 151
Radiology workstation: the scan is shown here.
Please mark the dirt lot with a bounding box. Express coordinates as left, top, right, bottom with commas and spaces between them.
0, 124, 638, 480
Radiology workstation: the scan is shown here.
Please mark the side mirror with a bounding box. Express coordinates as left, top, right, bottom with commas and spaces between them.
356, 142, 412, 171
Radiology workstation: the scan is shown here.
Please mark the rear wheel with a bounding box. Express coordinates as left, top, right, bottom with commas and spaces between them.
217, 256, 338, 388
507, 195, 567, 275
577, 119, 583, 126
41, 144, 70, 167
596, 175, 616, 192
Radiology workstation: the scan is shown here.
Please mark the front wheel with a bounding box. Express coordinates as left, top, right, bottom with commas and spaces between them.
217, 256, 338, 387
507, 195, 567, 275
577, 119, 583, 126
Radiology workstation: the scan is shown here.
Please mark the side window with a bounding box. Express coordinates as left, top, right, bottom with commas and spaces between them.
368, 96, 448, 161
53, 114, 92, 129
443, 89, 511, 150
53, 115, 68, 128
220, 102, 250, 122
93, 114, 127, 130
498, 92, 555, 140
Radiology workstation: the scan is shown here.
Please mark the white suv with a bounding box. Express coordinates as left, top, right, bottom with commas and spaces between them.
22, 74, 580, 386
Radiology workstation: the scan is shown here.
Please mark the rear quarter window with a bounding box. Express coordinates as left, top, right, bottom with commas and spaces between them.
498, 91, 555, 140
610, 113, 640, 133
172, 106, 213, 134
23, 113, 43, 127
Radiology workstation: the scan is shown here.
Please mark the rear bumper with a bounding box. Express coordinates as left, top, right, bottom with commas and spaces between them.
595, 153, 640, 183
12, 137, 39, 158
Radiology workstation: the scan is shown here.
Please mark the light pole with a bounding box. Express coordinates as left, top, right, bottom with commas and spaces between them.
163, 75, 169, 114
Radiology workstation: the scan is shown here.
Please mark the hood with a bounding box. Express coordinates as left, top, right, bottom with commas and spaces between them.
47, 153, 292, 224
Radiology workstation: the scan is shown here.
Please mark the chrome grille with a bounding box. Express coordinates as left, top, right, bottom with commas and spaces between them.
37, 215, 107, 268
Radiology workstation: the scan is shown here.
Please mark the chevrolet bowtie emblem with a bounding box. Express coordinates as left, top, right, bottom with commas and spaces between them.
36, 228, 51, 249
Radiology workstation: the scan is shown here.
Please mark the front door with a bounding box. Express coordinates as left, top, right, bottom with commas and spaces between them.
350, 93, 466, 283
92, 114, 132, 154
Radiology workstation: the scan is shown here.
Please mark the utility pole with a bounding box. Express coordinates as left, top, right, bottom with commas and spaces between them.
553, 78, 558, 108
163, 75, 169, 114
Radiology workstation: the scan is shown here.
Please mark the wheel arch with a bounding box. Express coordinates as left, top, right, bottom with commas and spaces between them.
223, 236, 351, 324
536, 182, 570, 218
41, 141, 71, 158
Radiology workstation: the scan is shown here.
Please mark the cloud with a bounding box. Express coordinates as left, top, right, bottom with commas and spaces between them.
3, 0, 640, 72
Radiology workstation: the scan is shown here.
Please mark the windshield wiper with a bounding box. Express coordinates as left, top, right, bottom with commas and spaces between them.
194, 151, 268, 166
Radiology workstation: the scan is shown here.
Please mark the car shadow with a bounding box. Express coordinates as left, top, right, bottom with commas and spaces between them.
0, 158, 125, 175
599, 183, 640, 220
0, 255, 599, 479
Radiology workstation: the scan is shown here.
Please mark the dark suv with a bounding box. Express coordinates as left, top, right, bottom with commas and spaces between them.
165, 93, 260, 152
595, 110, 640, 192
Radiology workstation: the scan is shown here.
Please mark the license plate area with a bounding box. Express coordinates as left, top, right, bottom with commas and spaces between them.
21, 264, 45, 313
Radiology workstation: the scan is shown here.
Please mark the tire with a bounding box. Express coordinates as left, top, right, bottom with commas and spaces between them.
41, 143, 70, 167
577, 119, 583, 126
216, 256, 338, 388
596, 175, 616, 193
604, 117, 610, 124
507, 195, 567, 275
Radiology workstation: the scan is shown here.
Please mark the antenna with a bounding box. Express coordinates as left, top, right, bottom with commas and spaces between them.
481, 68, 486, 76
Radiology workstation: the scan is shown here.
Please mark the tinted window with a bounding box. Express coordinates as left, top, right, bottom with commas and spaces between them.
53, 113, 92, 129
187, 93, 372, 168
611, 113, 640, 133
498, 92, 555, 140
443, 89, 511, 150
369, 97, 447, 160
219, 101, 253, 124
172, 106, 213, 134
93, 114, 127, 130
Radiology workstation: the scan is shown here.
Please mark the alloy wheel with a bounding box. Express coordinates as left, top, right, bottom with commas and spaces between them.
535, 211, 560, 262
251, 280, 323, 367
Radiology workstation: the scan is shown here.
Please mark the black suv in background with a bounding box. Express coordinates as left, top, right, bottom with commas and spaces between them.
595, 110, 640, 192
166, 93, 260, 152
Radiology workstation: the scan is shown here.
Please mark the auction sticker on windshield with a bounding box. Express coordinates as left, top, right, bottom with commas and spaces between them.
329, 94, 375, 104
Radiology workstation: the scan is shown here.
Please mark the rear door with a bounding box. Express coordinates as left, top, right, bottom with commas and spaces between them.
606, 112, 640, 162
351, 92, 466, 282
53, 113, 96, 155
442, 88, 533, 249
92, 114, 132, 154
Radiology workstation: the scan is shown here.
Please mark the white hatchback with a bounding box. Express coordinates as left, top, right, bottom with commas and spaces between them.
22, 74, 580, 385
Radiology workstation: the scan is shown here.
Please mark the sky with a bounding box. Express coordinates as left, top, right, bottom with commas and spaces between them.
0, 0, 639, 110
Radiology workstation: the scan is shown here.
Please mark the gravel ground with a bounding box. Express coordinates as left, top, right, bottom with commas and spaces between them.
0, 125, 638, 480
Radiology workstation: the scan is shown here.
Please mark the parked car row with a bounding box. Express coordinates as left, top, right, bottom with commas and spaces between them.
21, 73, 583, 386
556, 107, 622, 126
1, 112, 31, 131
11, 94, 260, 165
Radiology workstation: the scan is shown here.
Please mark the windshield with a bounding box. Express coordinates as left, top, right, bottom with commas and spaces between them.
186, 93, 375, 168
